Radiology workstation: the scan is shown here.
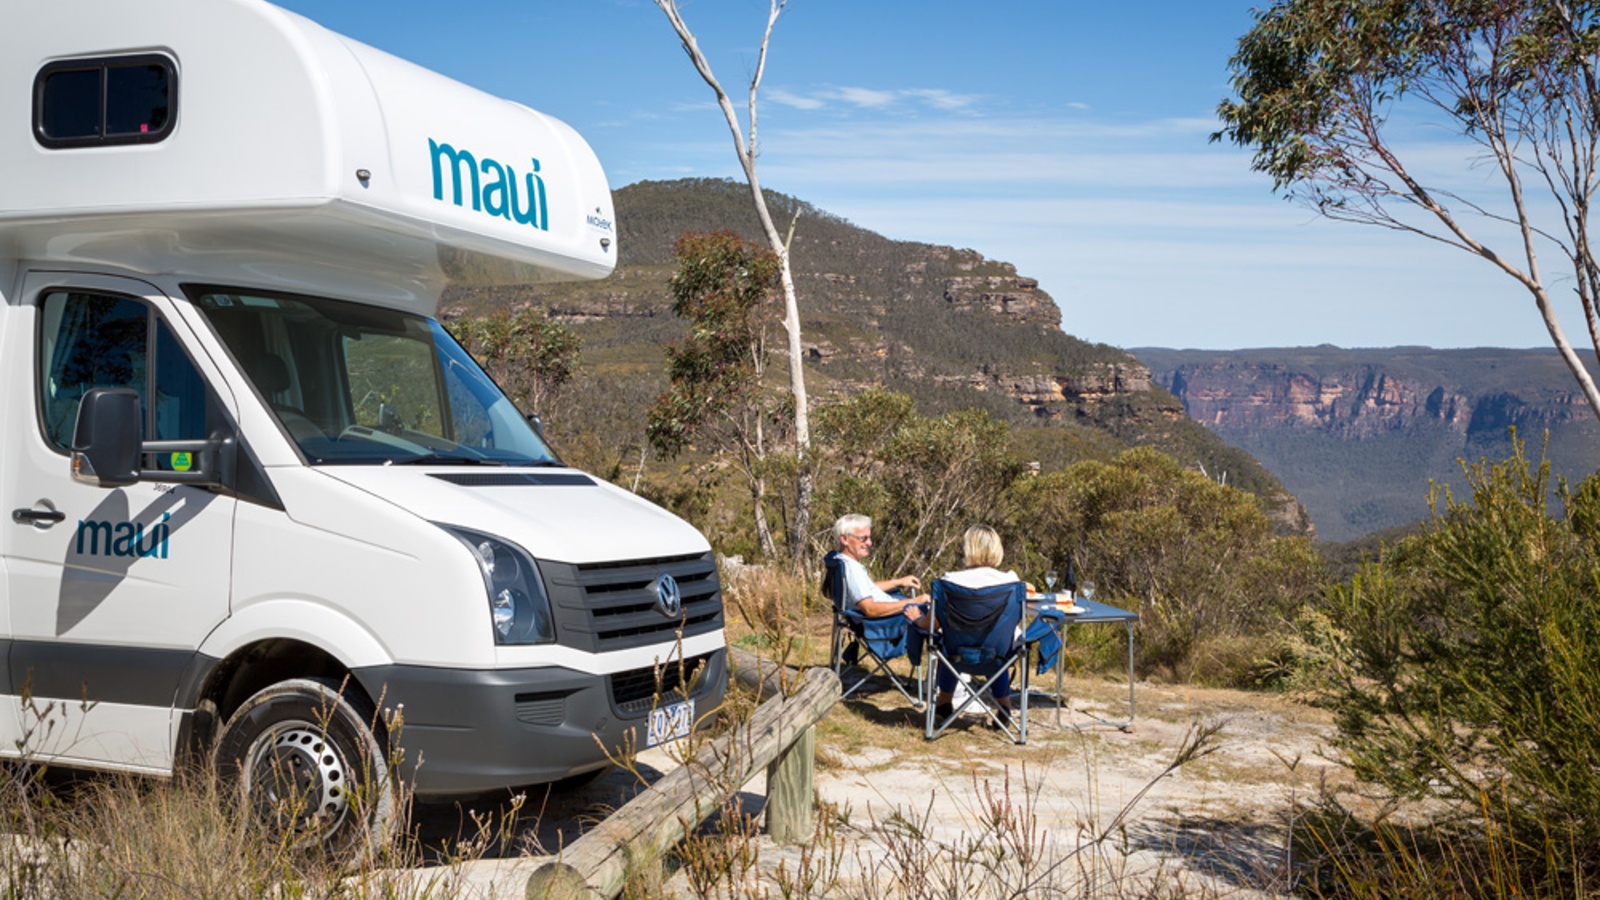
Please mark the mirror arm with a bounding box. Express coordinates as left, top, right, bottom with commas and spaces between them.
140, 438, 225, 486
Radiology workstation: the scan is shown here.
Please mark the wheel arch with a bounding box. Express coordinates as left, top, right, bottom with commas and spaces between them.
177, 602, 393, 763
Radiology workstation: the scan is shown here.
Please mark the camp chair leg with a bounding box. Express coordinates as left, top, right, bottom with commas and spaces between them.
837, 636, 924, 709
923, 657, 1028, 743
1018, 662, 1029, 744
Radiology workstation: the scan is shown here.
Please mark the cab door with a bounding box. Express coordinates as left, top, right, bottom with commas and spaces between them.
0, 272, 236, 773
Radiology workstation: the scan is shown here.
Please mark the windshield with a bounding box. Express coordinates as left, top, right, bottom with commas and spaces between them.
190, 287, 560, 466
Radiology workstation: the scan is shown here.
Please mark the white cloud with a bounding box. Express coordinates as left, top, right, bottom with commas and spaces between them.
902, 88, 981, 111
609, 99, 1577, 349
756, 119, 1257, 191
835, 86, 899, 108
760, 85, 986, 115
767, 88, 826, 111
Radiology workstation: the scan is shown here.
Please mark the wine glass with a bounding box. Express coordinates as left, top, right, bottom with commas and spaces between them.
1080, 580, 1096, 605
1044, 569, 1059, 594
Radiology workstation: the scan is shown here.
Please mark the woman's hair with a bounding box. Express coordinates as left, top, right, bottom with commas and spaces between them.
835, 513, 871, 540
962, 524, 1004, 569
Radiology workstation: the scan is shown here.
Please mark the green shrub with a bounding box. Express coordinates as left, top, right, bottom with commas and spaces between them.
1008, 447, 1325, 686
1300, 440, 1600, 885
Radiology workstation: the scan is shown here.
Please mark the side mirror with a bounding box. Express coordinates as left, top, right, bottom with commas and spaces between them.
525, 412, 545, 437
71, 388, 142, 487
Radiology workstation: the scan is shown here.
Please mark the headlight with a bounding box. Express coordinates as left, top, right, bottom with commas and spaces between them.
441, 526, 554, 645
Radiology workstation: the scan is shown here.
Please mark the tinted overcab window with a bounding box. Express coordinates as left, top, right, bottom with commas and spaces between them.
35, 55, 176, 147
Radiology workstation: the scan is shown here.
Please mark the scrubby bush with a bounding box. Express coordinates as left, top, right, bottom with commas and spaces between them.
812, 388, 1022, 574
1008, 447, 1325, 685
1299, 441, 1600, 886
444, 305, 580, 415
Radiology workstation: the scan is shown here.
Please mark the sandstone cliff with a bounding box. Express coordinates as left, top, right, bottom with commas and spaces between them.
444, 178, 1308, 534
1136, 346, 1600, 542
1161, 355, 1591, 438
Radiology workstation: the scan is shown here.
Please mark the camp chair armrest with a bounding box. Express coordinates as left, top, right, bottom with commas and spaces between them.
844, 608, 914, 625
1022, 610, 1064, 644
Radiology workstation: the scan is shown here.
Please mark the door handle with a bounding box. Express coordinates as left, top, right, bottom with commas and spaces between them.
12, 508, 67, 525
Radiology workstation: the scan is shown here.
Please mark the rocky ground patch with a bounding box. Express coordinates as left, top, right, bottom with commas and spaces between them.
429, 674, 1347, 898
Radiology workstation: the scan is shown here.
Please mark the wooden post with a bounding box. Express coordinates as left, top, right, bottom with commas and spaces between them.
524, 664, 840, 900
764, 725, 814, 842
725, 647, 818, 841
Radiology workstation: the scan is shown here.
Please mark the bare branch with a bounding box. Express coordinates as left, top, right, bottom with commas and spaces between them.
653, 0, 813, 557
1217, 1, 1600, 417
747, 1, 786, 160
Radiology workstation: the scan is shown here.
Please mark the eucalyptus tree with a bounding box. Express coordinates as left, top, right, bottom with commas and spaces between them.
1216, 0, 1600, 418
445, 306, 579, 416
648, 230, 787, 558
812, 388, 1022, 575
653, 0, 816, 556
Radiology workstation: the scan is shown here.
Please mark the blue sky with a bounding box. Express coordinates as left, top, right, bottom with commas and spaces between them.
274, 0, 1576, 351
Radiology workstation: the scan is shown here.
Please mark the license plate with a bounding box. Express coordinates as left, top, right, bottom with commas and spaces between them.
646, 698, 695, 747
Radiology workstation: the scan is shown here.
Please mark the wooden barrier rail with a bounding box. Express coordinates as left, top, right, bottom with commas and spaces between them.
728, 645, 794, 698
524, 652, 838, 899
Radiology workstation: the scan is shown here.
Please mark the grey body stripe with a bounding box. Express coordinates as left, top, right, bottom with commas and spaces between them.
9, 641, 195, 707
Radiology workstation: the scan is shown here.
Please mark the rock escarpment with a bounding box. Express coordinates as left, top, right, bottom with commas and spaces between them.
1136, 346, 1600, 541
443, 177, 1305, 533
1163, 358, 1590, 439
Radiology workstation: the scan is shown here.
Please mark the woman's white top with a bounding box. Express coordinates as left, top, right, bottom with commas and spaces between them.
940, 566, 1021, 589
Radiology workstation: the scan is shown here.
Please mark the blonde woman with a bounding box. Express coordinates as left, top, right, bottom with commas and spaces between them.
941, 524, 1020, 589
934, 525, 1022, 723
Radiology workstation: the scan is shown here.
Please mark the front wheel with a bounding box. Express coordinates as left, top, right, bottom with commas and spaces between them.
214, 678, 398, 856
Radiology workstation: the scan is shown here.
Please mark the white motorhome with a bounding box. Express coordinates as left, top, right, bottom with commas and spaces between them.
0, 0, 724, 847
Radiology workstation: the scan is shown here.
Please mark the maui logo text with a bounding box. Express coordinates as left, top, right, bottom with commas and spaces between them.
429, 139, 549, 231
74, 513, 171, 559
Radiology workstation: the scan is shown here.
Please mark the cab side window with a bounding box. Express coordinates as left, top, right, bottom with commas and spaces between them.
37, 291, 209, 455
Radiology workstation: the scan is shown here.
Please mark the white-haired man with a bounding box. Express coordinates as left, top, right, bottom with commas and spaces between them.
834, 513, 928, 619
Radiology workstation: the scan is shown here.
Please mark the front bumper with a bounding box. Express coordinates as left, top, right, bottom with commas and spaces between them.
354, 647, 725, 795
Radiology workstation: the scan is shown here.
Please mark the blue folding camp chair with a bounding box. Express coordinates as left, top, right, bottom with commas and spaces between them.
822, 551, 925, 707
924, 579, 1063, 744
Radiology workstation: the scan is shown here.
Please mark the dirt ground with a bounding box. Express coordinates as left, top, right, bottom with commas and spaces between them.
427, 671, 1347, 898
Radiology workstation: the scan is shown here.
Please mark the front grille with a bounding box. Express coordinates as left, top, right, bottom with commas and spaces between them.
610, 652, 714, 713
542, 551, 723, 653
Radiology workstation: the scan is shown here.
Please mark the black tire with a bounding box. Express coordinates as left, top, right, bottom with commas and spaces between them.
214, 678, 397, 856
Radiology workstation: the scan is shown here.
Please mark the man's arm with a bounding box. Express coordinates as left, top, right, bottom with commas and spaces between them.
858, 592, 929, 619
874, 574, 922, 594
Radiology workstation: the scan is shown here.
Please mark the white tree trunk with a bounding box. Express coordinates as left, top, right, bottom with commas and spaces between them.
654, 0, 813, 553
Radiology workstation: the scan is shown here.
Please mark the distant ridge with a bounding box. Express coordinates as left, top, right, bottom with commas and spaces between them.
1135, 345, 1600, 542
444, 178, 1311, 534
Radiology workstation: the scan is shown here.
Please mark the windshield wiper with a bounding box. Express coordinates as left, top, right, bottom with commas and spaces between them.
392, 453, 507, 466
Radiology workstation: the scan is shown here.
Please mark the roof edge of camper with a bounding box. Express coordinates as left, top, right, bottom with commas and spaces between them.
0, 0, 617, 311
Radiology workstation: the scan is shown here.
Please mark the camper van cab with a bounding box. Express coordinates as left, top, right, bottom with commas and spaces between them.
0, 0, 724, 846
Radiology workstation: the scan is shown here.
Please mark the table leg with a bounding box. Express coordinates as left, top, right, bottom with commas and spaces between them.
1125, 621, 1136, 727
1060, 619, 1136, 732
1055, 624, 1066, 728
